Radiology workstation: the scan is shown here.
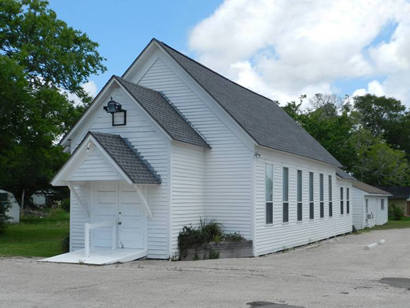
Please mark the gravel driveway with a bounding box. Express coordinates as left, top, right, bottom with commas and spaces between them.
0, 228, 409, 308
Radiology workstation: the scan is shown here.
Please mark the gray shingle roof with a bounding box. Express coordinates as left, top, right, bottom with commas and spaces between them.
352, 181, 391, 196
156, 40, 341, 167
114, 76, 209, 148
336, 168, 355, 180
90, 132, 161, 184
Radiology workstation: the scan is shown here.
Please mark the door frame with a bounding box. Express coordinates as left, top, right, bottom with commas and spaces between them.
90, 181, 148, 251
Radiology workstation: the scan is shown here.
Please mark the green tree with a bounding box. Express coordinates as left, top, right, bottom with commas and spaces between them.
283, 94, 356, 170
0, 0, 106, 206
353, 94, 410, 158
283, 94, 410, 187
348, 129, 410, 185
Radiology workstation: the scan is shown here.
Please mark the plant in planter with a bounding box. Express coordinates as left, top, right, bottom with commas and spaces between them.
178, 219, 247, 260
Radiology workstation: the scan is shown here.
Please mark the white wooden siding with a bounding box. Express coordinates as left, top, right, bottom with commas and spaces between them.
254, 146, 352, 256
375, 197, 388, 225
352, 188, 388, 230
67, 148, 122, 182
68, 85, 171, 259
134, 55, 254, 242
70, 185, 91, 251
352, 187, 365, 230
170, 142, 205, 256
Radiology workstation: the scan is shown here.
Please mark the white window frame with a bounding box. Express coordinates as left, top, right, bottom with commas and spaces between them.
265, 163, 273, 224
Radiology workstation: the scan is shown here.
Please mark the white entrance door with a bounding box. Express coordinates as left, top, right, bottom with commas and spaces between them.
91, 182, 147, 250
118, 183, 147, 249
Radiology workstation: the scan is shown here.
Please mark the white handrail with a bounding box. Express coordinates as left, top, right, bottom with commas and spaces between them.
84, 216, 117, 257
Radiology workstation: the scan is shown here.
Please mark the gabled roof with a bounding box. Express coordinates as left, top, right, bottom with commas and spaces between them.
90, 132, 161, 184
155, 39, 341, 167
336, 168, 355, 180
60, 75, 209, 150
114, 76, 209, 148
352, 181, 391, 196
378, 186, 410, 199
53, 132, 161, 185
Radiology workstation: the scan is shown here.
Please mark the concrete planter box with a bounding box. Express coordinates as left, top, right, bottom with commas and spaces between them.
181, 240, 253, 260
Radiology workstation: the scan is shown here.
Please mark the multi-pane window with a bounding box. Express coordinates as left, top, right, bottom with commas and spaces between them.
319, 173, 324, 218
265, 164, 273, 224
340, 187, 344, 215
283, 167, 289, 223
328, 175, 333, 217
297, 170, 303, 221
309, 172, 314, 219
346, 188, 350, 214
381, 199, 385, 210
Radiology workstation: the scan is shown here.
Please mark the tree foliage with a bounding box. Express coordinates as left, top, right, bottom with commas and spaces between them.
0, 0, 105, 205
283, 94, 410, 186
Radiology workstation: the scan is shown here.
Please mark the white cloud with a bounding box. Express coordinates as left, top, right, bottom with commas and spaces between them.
189, 0, 410, 106
65, 81, 98, 106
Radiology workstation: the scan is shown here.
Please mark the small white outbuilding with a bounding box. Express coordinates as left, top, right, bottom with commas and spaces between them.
351, 181, 390, 230
0, 189, 20, 224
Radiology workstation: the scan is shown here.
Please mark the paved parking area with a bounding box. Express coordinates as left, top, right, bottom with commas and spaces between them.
0, 228, 409, 307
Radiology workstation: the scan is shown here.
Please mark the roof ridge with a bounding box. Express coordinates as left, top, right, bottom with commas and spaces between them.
158, 91, 210, 147
121, 137, 162, 183
90, 131, 120, 138
155, 39, 277, 105
114, 76, 160, 95
114, 75, 210, 148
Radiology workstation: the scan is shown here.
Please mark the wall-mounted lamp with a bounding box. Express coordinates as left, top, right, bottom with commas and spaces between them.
103, 97, 127, 126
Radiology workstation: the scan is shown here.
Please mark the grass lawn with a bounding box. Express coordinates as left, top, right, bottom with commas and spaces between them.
358, 216, 410, 233
373, 216, 410, 230
0, 208, 69, 257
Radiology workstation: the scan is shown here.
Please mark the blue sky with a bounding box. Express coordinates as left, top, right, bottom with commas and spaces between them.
49, 0, 222, 90
49, 1, 410, 106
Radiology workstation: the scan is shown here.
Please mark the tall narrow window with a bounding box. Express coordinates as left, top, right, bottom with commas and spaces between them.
297, 170, 302, 221
328, 175, 333, 217
309, 172, 314, 219
320, 173, 324, 218
381, 199, 385, 210
283, 167, 289, 223
340, 187, 344, 215
265, 164, 273, 224
346, 188, 350, 214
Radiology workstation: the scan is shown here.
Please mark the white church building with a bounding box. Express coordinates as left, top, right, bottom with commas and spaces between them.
48, 39, 357, 264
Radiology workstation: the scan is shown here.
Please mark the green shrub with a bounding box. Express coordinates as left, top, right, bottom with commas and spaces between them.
62, 235, 70, 253
178, 225, 203, 259
199, 219, 222, 242
178, 220, 245, 259
209, 249, 219, 259
61, 199, 70, 212
223, 232, 245, 242
388, 203, 403, 221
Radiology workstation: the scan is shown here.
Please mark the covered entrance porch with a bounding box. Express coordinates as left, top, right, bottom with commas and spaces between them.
43, 132, 161, 265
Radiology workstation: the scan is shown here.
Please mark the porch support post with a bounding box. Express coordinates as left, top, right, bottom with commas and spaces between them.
133, 185, 152, 218
68, 183, 90, 217
85, 223, 91, 257
112, 215, 117, 250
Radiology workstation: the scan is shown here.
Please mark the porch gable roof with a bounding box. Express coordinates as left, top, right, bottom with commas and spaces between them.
51, 132, 161, 186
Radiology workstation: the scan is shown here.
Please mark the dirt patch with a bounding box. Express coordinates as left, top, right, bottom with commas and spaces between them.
379, 277, 410, 290
247, 301, 304, 308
